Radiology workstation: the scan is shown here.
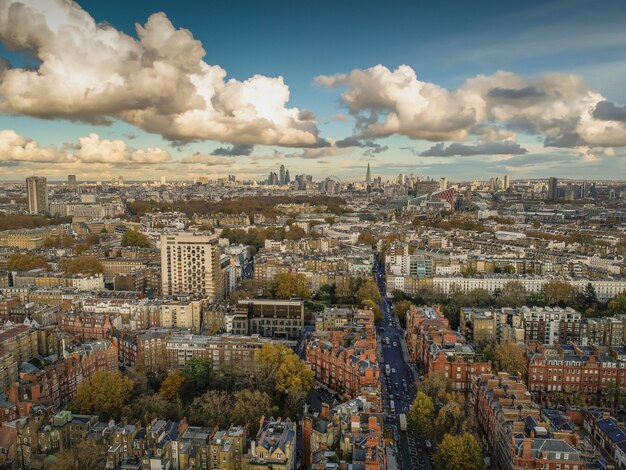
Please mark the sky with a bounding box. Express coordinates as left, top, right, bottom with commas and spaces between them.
0, 0, 625, 182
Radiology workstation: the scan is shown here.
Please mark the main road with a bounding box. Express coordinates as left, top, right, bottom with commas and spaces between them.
374, 261, 431, 470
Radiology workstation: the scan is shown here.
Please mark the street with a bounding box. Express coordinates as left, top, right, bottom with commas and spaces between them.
374, 261, 432, 470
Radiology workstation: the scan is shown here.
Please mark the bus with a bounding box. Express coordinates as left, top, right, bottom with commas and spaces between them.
385, 364, 391, 376
390, 400, 395, 414
399, 413, 407, 432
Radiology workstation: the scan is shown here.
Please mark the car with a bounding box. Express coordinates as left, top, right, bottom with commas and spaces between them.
392, 342, 397, 347
391, 368, 396, 374
395, 393, 400, 400
395, 383, 399, 388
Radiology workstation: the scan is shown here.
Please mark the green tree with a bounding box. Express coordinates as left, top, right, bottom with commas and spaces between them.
420, 371, 452, 404
121, 229, 151, 247
433, 433, 484, 470
494, 341, 527, 377
608, 291, 626, 314
407, 391, 435, 437
51, 439, 107, 470
180, 357, 213, 394
7, 252, 50, 271
69, 371, 134, 420
188, 390, 232, 427
434, 400, 468, 439
59, 256, 104, 275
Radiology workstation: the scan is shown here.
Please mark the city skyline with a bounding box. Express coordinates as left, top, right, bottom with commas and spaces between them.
1, 0, 626, 181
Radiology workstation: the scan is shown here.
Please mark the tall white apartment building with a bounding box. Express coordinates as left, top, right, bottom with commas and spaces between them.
160, 233, 223, 301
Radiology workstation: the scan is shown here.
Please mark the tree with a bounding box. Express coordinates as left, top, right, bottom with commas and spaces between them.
121, 229, 151, 247
188, 390, 232, 427
231, 389, 273, 434
59, 256, 104, 275
494, 341, 527, 377
408, 392, 435, 437
159, 371, 186, 400
357, 232, 377, 247
576, 282, 598, 312
51, 439, 107, 470
7, 252, 50, 271
354, 278, 381, 305
69, 371, 134, 419
496, 281, 527, 308
542, 280, 574, 306
394, 300, 411, 329
129, 393, 181, 426
85, 233, 101, 246
434, 400, 467, 439
257, 343, 314, 413
180, 357, 213, 394
608, 291, 626, 314
273, 272, 310, 299
420, 371, 452, 404
285, 224, 307, 240
226, 288, 251, 304
433, 433, 484, 470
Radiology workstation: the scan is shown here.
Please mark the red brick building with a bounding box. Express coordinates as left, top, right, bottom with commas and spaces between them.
527, 342, 626, 406
305, 309, 380, 400
57, 312, 120, 341
405, 305, 449, 363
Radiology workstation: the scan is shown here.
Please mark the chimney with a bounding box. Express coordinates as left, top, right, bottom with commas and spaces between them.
320, 403, 330, 419
522, 437, 533, 459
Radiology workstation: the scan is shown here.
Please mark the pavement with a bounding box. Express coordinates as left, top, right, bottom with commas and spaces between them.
374, 261, 432, 470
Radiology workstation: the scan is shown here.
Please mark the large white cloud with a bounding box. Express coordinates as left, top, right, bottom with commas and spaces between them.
0, 0, 324, 147
0, 129, 71, 162
316, 65, 626, 147
75, 134, 171, 164
0, 130, 171, 165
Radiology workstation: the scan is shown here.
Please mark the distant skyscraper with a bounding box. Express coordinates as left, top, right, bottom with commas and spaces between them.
504, 174, 510, 190
160, 176, 166, 185
68, 174, 77, 191
284, 169, 290, 184
160, 233, 222, 301
279, 165, 286, 185
439, 177, 447, 191
548, 177, 558, 200
366, 163, 372, 186
26, 176, 48, 214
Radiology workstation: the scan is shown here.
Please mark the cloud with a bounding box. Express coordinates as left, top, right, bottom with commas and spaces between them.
593, 100, 626, 122
179, 153, 233, 165
210, 144, 254, 156
335, 137, 388, 154
0, 0, 324, 147
316, 64, 626, 148
0, 130, 171, 165
283, 147, 342, 159
487, 86, 545, 100
330, 113, 349, 122
0, 130, 71, 162
420, 140, 527, 157
75, 134, 171, 164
